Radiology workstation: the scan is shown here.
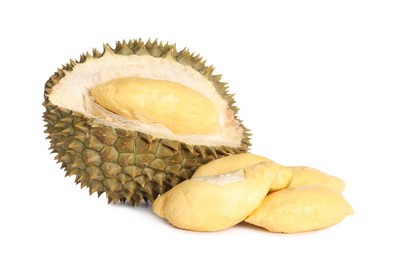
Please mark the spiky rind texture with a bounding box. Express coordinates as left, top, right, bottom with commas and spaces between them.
43, 39, 251, 205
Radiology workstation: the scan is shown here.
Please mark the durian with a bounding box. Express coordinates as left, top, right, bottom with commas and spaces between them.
43, 39, 250, 205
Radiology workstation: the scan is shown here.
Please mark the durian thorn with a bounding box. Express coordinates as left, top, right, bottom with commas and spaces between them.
158, 40, 164, 51
127, 39, 135, 49
140, 133, 154, 144
117, 41, 134, 56
108, 193, 121, 204
218, 83, 229, 91
133, 38, 143, 50
103, 43, 114, 56
135, 43, 149, 56
135, 176, 147, 188
126, 199, 136, 207
207, 147, 218, 158
123, 193, 133, 203
85, 51, 92, 60
114, 41, 122, 51
152, 174, 164, 187
196, 146, 207, 159
55, 140, 68, 148
133, 195, 141, 206
60, 117, 73, 123
204, 66, 215, 78
161, 139, 180, 150
69, 59, 76, 67
162, 41, 171, 50
58, 107, 72, 115
177, 49, 191, 65
44, 114, 57, 122
224, 93, 235, 100
162, 48, 175, 60
75, 174, 85, 183
190, 55, 205, 70
183, 143, 194, 153
73, 122, 88, 132
145, 38, 152, 47
92, 48, 102, 58
213, 74, 223, 82
67, 167, 79, 176
61, 127, 74, 135
54, 122, 66, 128
79, 53, 87, 63
149, 40, 162, 57
44, 84, 53, 92
57, 68, 65, 78
51, 132, 68, 138
89, 181, 103, 194
63, 62, 73, 71
193, 53, 201, 61
142, 184, 153, 198
80, 181, 87, 189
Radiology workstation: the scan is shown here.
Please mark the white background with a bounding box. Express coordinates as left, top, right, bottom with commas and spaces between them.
1, 0, 402, 259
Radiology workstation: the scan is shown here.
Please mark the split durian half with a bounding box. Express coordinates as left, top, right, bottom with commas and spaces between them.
43, 39, 250, 205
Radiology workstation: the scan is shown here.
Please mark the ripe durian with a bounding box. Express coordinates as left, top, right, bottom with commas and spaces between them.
43, 39, 251, 205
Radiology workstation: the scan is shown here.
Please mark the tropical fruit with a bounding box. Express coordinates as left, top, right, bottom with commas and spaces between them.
288, 166, 345, 193
245, 186, 354, 233
43, 39, 250, 205
153, 160, 293, 231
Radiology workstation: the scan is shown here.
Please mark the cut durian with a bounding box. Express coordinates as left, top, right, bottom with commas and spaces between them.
43, 39, 250, 205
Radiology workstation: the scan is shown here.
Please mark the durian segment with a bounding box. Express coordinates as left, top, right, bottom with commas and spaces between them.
152, 161, 280, 232
288, 166, 345, 193
245, 186, 354, 233
269, 166, 294, 192
192, 153, 294, 192
91, 77, 220, 135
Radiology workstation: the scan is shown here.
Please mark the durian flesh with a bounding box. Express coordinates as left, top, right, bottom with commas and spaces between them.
43, 39, 250, 205
49, 46, 243, 147
90, 77, 220, 135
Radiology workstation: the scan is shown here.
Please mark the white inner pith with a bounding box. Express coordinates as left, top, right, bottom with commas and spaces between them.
192, 169, 245, 185
48, 50, 243, 146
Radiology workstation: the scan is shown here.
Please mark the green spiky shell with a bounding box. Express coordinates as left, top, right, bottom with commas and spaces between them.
43, 39, 251, 205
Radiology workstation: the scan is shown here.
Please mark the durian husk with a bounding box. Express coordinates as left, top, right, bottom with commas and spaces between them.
43, 39, 251, 205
